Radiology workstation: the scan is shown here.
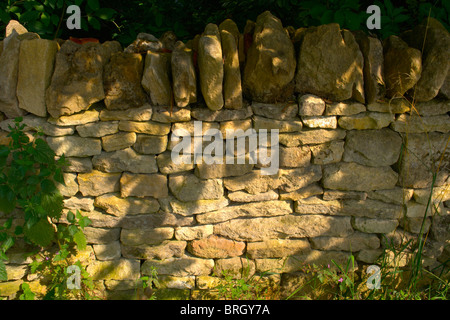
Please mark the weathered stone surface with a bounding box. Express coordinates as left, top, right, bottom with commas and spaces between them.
171, 41, 197, 107
120, 228, 174, 246
63, 196, 95, 212
296, 24, 364, 102
413, 186, 450, 205
141, 51, 172, 106
383, 35, 422, 98
120, 173, 168, 198
103, 52, 147, 110
391, 114, 450, 133
172, 120, 220, 136
188, 235, 245, 258
17, 39, 58, 117
84, 226, 120, 244
47, 136, 101, 157
198, 24, 224, 111
214, 215, 353, 241
192, 105, 252, 122
195, 162, 254, 179
343, 129, 402, 166
398, 132, 449, 188
122, 241, 186, 260
93, 241, 121, 260
119, 120, 171, 135
214, 257, 256, 279
63, 157, 93, 173
367, 99, 410, 113
152, 106, 191, 123
76, 121, 118, 138
310, 140, 344, 164
221, 27, 243, 109
310, 232, 380, 251
77, 170, 121, 196
93, 148, 157, 173
253, 115, 303, 132
160, 197, 229, 216
405, 201, 444, 218
295, 197, 402, 219
301, 116, 337, 129
298, 94, 325, 116
125, 33, 162, 53
99, 106, 152, 121
228, 190, 279, 202
338, 112, 394, 130
353, 31, 385, 104
56, 173, 79, 197
243, 11, 296, 103
323, 190, 367, 201
196, 200, 292, 224
224, 165, 322, 194
279, 146, 311, 167
175, 225, 214, 241
120, 212, 194, 229
368, 187, 414, 205
169, 173, 223, 201
279, 129, 346, 147
49, 109, 100, 126
252, 102, 298, 120
142, 256, 214, 276
94, 193, 160, 216
401, 217, 431, 234
352, 217, 399, 234
247, 239, 311, 258
324, 101, 366, 116
101, 132, 137, 152
87, 259, 140, 280
413, 100, 450, 116
133, 134, 168, 154
157, 151, 194, 174
279, 183, 323, 201
0, 31, 39, 118
323, 162, 398, 191
46, 41, 108, 118
405, 18, 450, 101
5, 20, 28, 37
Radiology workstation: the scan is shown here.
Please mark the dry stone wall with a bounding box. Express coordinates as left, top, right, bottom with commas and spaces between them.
0, 12, 449, 299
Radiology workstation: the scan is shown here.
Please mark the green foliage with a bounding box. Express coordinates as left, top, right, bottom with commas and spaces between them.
0, 118, 95, 299
0, 0, 118, 40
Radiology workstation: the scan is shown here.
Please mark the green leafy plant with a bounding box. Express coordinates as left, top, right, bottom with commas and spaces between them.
0, 118, 95, 299
0, 0, 118, 40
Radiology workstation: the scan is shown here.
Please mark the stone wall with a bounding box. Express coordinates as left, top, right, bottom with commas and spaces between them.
0, 12, 449, 299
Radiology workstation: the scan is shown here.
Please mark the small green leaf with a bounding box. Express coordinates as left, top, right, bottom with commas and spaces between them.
95, 8, 116, 20
88, 16, 101, 30
73, 230, 87, 250
87, 0, 100, 11
24, 219, 55, 247
67, 211, 75, 223
0, 260, 7, 281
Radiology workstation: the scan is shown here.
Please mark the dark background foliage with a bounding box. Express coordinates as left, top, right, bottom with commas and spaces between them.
0, 0, 449, 47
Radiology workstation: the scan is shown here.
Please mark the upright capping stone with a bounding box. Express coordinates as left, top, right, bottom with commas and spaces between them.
243, 11, 296, 103
295, 23, 364, 103
141, 51, 172, 106
103, 52, 148, 110
171, 41, 197, 107
0, 30, 39, 118
46, 41, 108, 118
17, 39, 59, 117
198, 24, 224, 111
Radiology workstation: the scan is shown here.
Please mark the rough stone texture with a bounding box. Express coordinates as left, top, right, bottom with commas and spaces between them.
352, 217, 399, 234
310, 140, 344, 165
187, 235, 245, 258
279, 129, 346, 147
247, 239, 311, 258
103, 52, 147, 110
323, 162, 398, 191
252, 102, 297, 120
214, 215, 353, 241
391, 114, 450, 133
141, 51, 172, 106
310, 233, 380, 251
119, 120, 171, 135
338, 112, 394, 130
298, 94, 325, 116
0, 31, 40, 118
93, 148, 157, 173
198, 24, 224, 111
324, 101, 366, 116
46, 41, 109, 118
133, 134, 168, 154
94, 193, 159, 216
76, 121, 119, 138
169, 173, 223, 201
101, 132, 137, 152
17, 39, 59, 117
343, 129, 402, 166
87, 259, 140, 280
171, 41, 197, 107
221, 27, 243, 109
142, 256, 214, 276
120, 173, 168, 198
47, 136, 101, 157
243, 11, 296, 103
398, 132, 449, 188
99, 106, 152, 121
383, 35, 422, 98
77, 170, 121, 196
295, 24, 364, 102
175, 225, 214, 241
253, 116, 303, 132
